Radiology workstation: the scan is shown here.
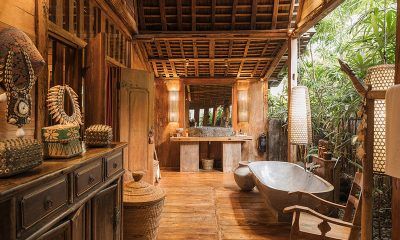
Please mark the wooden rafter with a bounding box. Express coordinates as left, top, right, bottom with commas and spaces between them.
135, 30, 289, 40
231, 0, 238, 30
209, 39, 215, 77
165, 41, 178, 77
263, 41, 288, 79
192, 0, 196, 31
237, 40, 251, 77
177, 0, 182, 30
287, 0, 296, 29
251, 0, 258, 30
138, 0, 146, 30
211, 0, 216, 30
193, 40, 199, 77
272, 0, 279, 29
148, 57, 274, 62
160, 0, 167, 31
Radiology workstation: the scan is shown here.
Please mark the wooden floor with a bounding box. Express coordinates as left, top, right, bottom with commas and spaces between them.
157, 171, 290, 240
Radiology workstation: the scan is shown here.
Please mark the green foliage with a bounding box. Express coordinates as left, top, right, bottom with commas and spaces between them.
268, 0, 396, 160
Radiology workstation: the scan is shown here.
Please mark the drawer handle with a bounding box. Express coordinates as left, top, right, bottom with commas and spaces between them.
44, 196, 53, 211
113, 162, 118, 169
88, 174, 95, 184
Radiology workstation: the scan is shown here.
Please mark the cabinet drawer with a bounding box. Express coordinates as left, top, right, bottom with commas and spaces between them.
21, 177, 68, 229
75, 161, 102, 197
106, 151, 123, 178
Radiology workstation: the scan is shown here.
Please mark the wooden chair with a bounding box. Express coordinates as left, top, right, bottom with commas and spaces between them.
283, 172, 363, 240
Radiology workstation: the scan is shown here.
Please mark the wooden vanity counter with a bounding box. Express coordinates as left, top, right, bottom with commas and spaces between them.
170, 136, 253, 173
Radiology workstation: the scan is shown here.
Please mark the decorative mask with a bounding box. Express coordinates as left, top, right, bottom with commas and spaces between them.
47, 85, 82, 126
0, 23, 45, 129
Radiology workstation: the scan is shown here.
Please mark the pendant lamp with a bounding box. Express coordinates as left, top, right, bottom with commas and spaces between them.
289, 86, 312, 145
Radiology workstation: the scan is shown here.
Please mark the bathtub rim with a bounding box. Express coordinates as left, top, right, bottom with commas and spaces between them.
248, 161, 334, 194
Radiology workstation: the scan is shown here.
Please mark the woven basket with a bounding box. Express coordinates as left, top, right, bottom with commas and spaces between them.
84, 124, 113, 147
0, 138, 43, 177
42, 124, 82, 158
202, 158, 214, 170
123, 172, 165, 240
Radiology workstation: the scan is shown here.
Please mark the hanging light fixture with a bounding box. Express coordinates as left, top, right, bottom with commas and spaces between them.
289, 86, 312, 145
365, 64, 395, 173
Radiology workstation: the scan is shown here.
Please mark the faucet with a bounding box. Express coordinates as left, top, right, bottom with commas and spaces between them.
307, 162, 321, 173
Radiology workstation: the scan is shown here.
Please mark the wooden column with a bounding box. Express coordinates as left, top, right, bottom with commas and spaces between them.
392, 1, 400, 238
287, 37, 298, 163
35, 0, 49, 139
194, 107, 200, 125
203, 107, 210, 126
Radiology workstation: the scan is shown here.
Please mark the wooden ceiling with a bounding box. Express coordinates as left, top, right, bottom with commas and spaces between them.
134, 0, 313, 82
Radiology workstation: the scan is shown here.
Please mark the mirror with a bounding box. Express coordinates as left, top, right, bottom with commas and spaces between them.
186, 84, 232, 128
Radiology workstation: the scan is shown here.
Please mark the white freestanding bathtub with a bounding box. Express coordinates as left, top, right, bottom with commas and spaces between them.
248, 161, 334, 222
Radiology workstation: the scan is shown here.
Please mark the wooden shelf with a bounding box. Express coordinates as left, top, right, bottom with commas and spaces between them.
170, 136, 253, 142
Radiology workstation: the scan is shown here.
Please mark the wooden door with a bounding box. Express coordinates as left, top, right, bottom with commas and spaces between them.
71, 204, 87, 240
92, 183, 120, 240
37, 221, 71, 240
120, 69, 154, 183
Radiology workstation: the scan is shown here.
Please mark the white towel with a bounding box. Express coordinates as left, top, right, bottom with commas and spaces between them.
385, 85, 400, 178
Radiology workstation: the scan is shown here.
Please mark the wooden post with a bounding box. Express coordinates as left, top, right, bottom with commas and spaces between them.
362, 98, 374, 240
35, 0, 49, 139
287, 37, 298, 163
392, 1, 400, 238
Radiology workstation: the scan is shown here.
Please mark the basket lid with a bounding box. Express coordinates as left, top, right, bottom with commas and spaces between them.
123, 171, 165, 205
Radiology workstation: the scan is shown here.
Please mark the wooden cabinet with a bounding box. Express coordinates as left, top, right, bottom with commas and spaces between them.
0, 143, 126, 240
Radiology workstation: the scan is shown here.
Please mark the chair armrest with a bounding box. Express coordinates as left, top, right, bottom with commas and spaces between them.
288, 191, 346, 210
283, 205, 357, 229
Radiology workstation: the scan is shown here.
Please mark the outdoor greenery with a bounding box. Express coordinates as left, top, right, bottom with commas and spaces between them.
269, 0, 397, 160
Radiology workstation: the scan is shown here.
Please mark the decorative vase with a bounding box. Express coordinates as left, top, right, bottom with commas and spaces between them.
234, 161, 255, 191
123, 171, 165, 240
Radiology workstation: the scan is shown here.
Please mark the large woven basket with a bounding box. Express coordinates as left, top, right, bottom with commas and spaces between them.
123, 171, 165, 240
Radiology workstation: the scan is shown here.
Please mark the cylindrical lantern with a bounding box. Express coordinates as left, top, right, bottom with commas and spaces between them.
289, 86, 312, 145
238, 90, 249, 122
169, 91, 179, 122
364, 64, 395, 173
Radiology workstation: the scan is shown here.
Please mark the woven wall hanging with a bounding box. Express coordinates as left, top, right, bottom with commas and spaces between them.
47, 85, 82, 125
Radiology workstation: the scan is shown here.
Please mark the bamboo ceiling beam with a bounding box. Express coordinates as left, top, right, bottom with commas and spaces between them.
237, 40, 251, 77
231, 0, 238, 30
251, 0, 258, 30
211, 0, 216, 30
135, 30, 289, 40
148, 57, 274, 62
177, 0, 182, 30
210, 39, 215, 77
272, 0, 279, 29
193, 41, 199, 77
287, 0, 296, 29
160, 0, 167, 31
263, 41, 288, 79
192, 0, 196, 31
165, 41, 178, 77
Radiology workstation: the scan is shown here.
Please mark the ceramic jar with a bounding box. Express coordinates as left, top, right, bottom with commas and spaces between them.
233, 161, 255, 191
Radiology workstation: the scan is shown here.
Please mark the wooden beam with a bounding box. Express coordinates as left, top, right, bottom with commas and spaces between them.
211, 0, 216, 30
263, 41, 288, 79
148, 56, 274, 62
48, 22, 87, 48
138, 0, 146, 30
177, 0, 182, 30
210, 39, 215, 77
272, 0, 279, 29
35, 0, 48, 140
251, 0, 258, 30
165, 41, 178, 77
160, 0, 167, 31
182, 77, 238, 85
193, 41, 199, 77
191, 0, 196, 31
292, 0, 343, 37
287, 0, 296, 29
237, 40, 251, 78
135, 30, 289, 40
231, 0, 238, 30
